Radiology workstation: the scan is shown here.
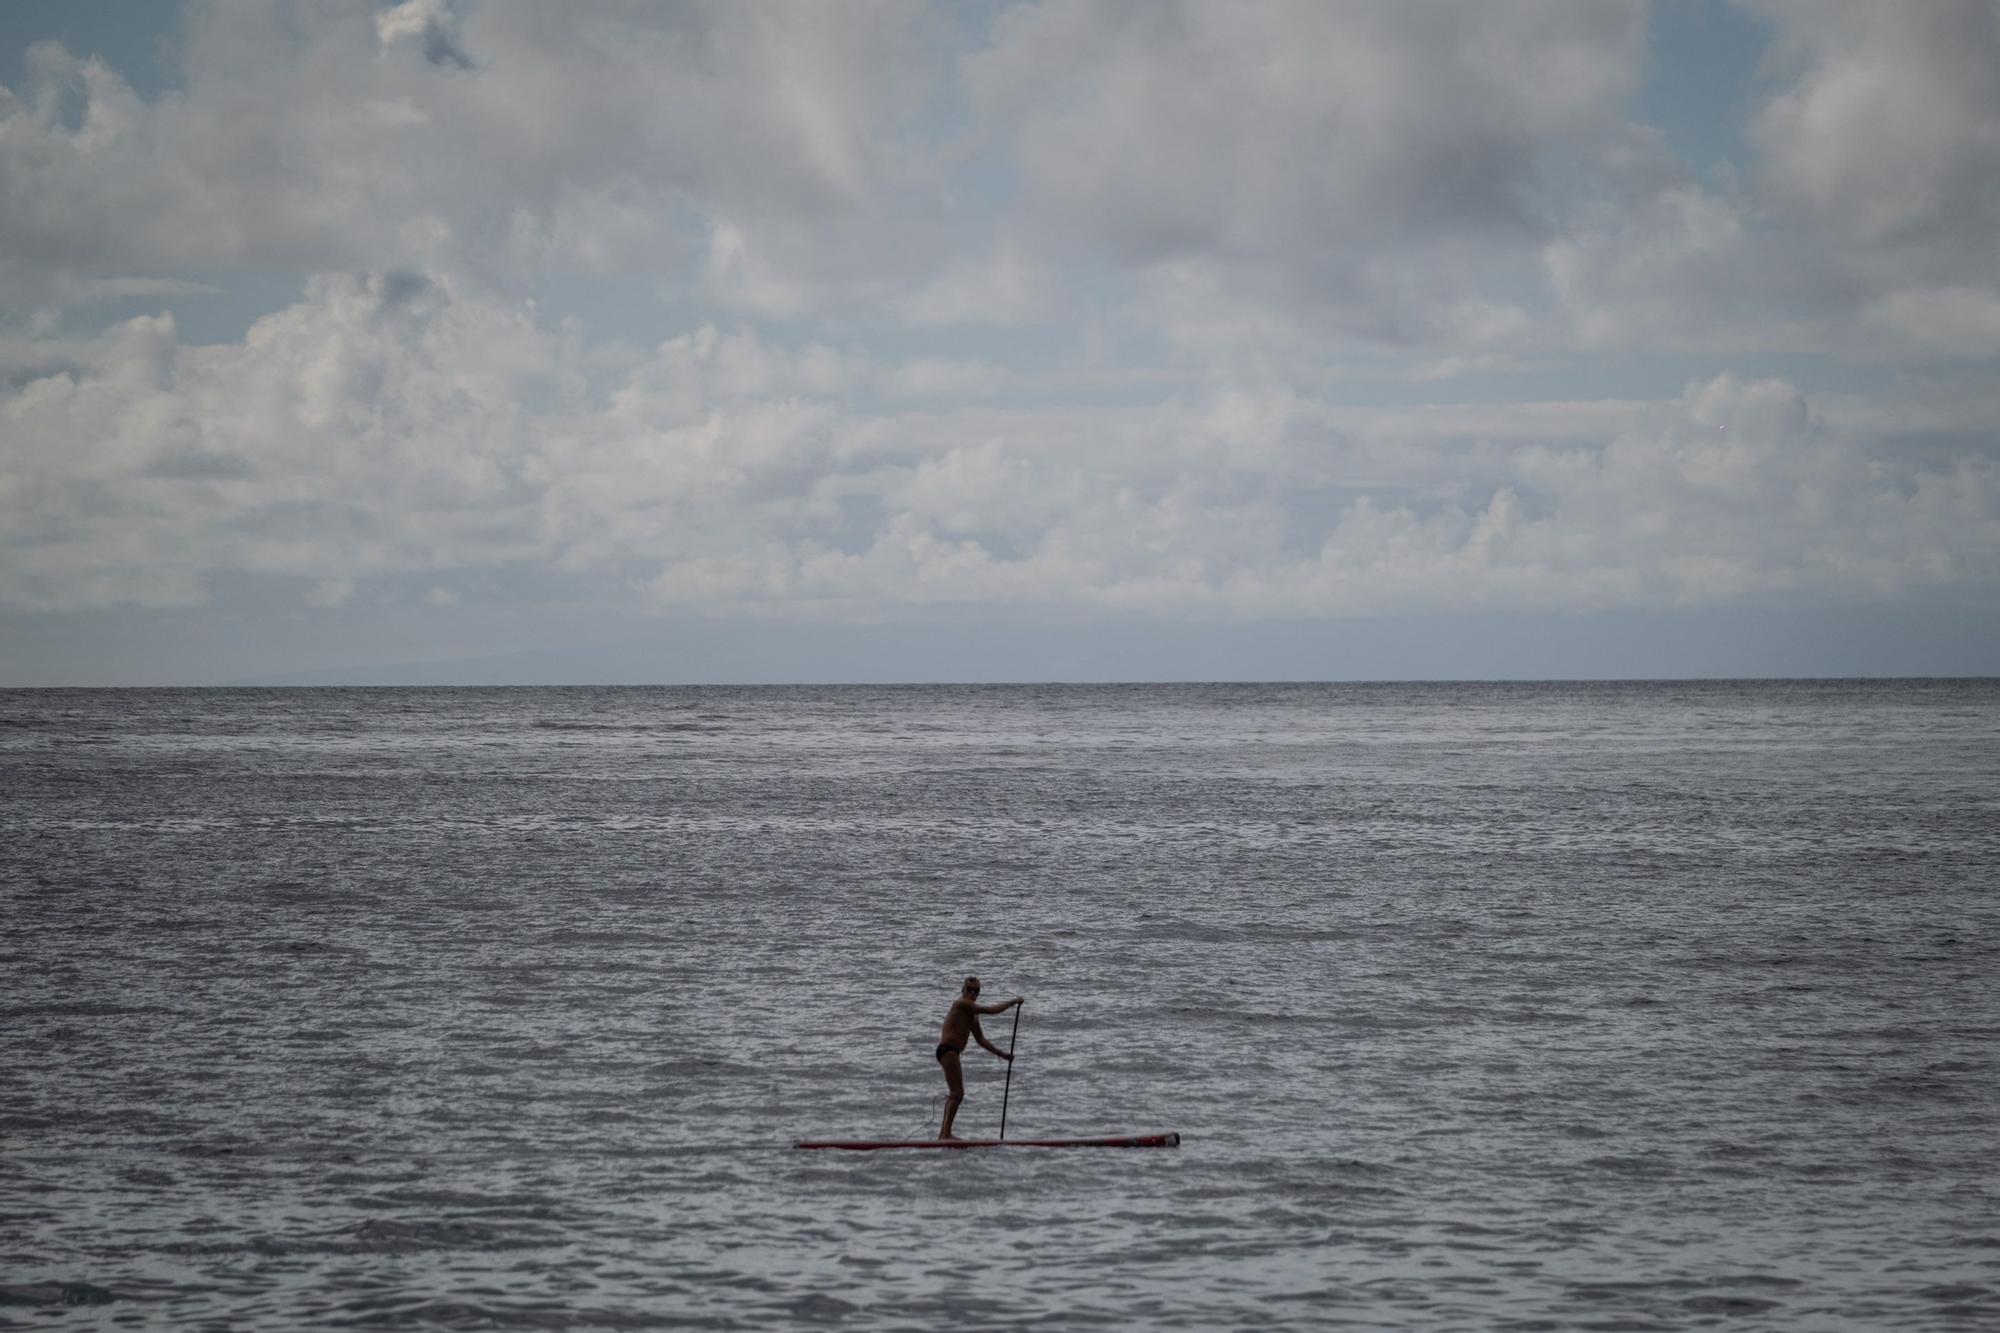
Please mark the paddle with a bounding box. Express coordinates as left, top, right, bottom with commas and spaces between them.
999, 1000, 1023, 1141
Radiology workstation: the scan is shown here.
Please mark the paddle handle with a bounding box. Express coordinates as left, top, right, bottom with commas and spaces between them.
999, 1001, 1022, 1141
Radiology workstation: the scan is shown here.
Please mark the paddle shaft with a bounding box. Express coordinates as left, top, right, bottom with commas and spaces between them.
999, 1002, 1023, 1141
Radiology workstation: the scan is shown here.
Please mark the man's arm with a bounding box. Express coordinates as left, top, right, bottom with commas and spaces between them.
975, 996, 1023, 1015
970, 1015, 1014, 1061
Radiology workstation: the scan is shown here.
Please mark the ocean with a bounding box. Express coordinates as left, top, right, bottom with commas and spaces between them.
2, 681, 1996, 1330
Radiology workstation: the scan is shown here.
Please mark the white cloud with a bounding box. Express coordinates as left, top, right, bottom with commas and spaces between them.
1723, 0, 2000, 358
964, 0, 1647, 354
876, 357, 1010, 401
375, 0, 473, 70
1751, 0, 2000, 256
0, 273, 553, 608
1, 1, 1996, 679
306, 578, 357, 608
1544, 173, 1759, 351
1863, 288, 2000, 359
898, 245, 1056, 327
971, 2, 1643, 259
4, 275, 1991, 622
76, 277, 224, 301
0, 2, 937, 316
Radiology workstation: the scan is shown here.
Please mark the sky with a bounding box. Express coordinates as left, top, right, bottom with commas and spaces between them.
2, 0, 1997, 685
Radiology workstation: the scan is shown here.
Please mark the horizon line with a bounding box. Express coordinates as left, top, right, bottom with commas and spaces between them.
7, 674, 1996, 691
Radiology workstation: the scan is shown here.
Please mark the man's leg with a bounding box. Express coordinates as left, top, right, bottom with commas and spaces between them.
937, 1050, 965, 1139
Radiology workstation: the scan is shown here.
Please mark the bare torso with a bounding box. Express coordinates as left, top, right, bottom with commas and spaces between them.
938, 996, 980, 1052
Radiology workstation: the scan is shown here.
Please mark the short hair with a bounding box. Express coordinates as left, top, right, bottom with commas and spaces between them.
963, 975, 981, 992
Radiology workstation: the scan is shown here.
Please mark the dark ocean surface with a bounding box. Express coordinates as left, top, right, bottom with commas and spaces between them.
2, 681, 1997, 1330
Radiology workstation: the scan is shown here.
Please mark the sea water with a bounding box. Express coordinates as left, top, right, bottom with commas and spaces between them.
2, 681, 1996, 1330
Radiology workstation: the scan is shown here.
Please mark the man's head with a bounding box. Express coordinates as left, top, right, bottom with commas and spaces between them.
962, 975, 981, 998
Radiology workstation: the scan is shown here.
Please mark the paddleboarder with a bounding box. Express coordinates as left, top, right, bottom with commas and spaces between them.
935, 976, 1022, 1140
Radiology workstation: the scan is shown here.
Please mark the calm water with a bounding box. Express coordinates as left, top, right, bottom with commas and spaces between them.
2, 681, 1997, 1330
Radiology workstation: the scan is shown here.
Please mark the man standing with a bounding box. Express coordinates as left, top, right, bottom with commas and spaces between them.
935, 975, 1022, 1140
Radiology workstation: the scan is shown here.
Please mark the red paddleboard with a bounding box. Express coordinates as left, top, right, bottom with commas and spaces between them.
794, 1133, 1180, 1151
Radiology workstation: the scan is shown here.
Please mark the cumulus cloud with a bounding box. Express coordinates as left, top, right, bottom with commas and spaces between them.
0, 1, 936, 315
963, 0, 1648, 355
376, 0, 474, 70
898, 245, 1057, 327
1863, 287, 2000, 358
0, 273, 553, 608
1549, 0, 2000, 360
1752, 0, 2000, 259
972, 2, 1643, 259
3, 275, 1992, 621
6, 0, 1992, 359
1, 0, 1996, 678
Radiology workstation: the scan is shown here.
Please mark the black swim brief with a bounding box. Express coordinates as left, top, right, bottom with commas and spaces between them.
936, 1042, 964, 1061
